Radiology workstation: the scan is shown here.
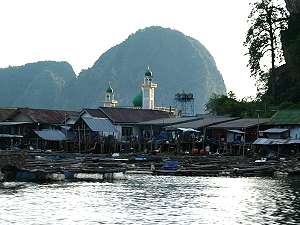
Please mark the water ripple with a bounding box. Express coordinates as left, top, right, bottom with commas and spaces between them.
1, 176, 300, 224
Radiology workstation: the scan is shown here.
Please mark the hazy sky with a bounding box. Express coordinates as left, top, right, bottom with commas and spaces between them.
0, 0, 259, 98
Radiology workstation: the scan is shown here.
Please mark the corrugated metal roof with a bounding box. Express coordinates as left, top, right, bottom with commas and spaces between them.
83, 109, 107, 118
253, 138, 286, 145
209, 118, 270, 129
253, 138, 300, 145
165, 117, 238, 129
0, 108, 18, 122
7, 108, 80, 124
34, 130, 67, 141
82, 117, 117, 133
262, 128, 289, 133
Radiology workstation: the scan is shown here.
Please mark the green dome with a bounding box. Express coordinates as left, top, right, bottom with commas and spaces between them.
133, 91, 143, 107
145, 67, 152, 77
106, 85, 113, 93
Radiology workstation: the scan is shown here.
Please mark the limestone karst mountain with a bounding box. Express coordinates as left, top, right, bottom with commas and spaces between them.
0, 26, 226, 112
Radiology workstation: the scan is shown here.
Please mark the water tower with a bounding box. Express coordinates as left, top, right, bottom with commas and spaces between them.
174, 91, 195, 117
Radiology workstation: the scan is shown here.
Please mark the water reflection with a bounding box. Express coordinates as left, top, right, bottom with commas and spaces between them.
0, 176, 300, 225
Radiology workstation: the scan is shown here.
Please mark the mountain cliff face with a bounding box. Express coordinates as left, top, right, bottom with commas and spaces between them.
0, 26, 226, 112
0, 61, 76, 109
65, 26, 226, 112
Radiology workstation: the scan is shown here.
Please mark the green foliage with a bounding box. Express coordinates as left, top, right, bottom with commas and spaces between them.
206, 92, 252, 117
244, 0, 288, 97
206, 91, 279, 118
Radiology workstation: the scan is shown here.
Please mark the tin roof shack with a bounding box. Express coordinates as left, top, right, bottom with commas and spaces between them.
269, 110, 300, 139
0, 108, 79, 151
74, 115, 118, 154
79, 107, 170, 153
208, 118, 270, 155
252, 125, 299, 158
253, 138, 300, 158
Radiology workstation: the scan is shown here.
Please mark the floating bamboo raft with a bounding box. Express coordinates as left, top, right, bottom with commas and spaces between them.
1, 151, 127, 182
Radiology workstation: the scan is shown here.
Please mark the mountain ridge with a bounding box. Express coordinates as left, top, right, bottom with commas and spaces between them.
0, 26, 226, 112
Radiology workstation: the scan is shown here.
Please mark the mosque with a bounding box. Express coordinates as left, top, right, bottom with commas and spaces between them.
103, 66, 159, 110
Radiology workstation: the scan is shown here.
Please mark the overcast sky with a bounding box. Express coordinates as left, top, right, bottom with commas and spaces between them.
0, 0, 260, 98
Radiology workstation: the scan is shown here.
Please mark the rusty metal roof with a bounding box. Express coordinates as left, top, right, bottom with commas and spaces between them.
83, 108, 107, 118
0, 108, 18, 122
7, 108, 80, 124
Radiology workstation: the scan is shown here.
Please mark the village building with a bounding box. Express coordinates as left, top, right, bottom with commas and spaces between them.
268, 110, 300, 139
253, 110, 300, 157
137, 116, 238, 154
208, 118, 270, 155
0, 107, 80, 151
73, 110, 117, 153
80, 108, 170, 138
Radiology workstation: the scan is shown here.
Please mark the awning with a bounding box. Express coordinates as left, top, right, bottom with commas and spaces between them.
288, 139, 300, 144
0, 134, 23, 138
262, 128, 289, 134
262, 128, 289, 133
177, 128, 200, 133
0, 122, 32, 126
60, 125, 71, 130
34, 130, 67, 141
82, 117, 117, 133
228, 129, 245, 134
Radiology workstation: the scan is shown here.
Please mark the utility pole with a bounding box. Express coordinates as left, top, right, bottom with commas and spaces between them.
256, 110, 263, 139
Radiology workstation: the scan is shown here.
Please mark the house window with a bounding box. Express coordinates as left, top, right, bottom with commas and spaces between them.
122, 127, 133, 137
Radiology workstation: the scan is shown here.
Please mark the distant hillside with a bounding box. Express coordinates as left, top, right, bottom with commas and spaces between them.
66, 26, 226, 112
0, 26, 226, 112
0, 61, 76, 109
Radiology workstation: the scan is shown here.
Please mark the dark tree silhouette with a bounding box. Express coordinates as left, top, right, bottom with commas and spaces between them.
244, 0, 288, 99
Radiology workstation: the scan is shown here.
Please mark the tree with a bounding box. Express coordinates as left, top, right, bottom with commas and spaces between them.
206, 92, 253, 117
206, 92, 276, 118
244, 0, 288, 99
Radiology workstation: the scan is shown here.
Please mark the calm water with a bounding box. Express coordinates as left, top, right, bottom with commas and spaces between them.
1, 175, 300, 225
